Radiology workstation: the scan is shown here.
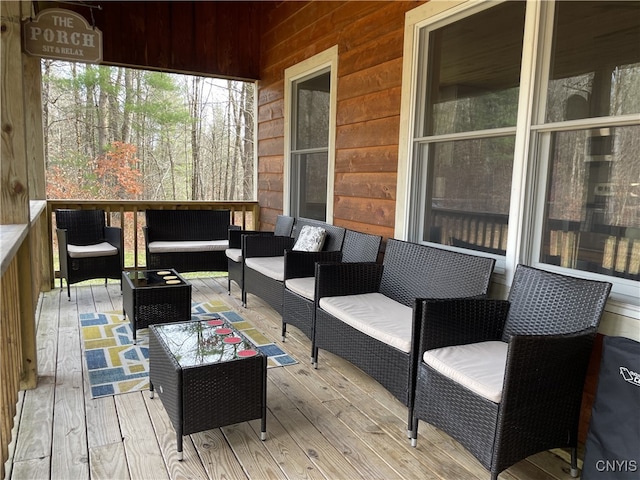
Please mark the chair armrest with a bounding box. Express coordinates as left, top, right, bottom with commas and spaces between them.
56, 228, 68, 250
228, 229, 274, 249
415, 298, 510, 354
284, 250, 342, 280
315, 262, 383, 299
501, 328, 598, 417
243, 234, 295, 258
104, 226, 122, 249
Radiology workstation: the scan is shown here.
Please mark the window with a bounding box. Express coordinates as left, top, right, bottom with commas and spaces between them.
533, 1, 640, 298
291, 71, 331, 220
284, 47, 338, 222
400, 0, 640, 305
408, 1, 526, 257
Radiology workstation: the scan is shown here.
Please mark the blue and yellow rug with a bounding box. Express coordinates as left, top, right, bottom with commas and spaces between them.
80, 300, 297, 398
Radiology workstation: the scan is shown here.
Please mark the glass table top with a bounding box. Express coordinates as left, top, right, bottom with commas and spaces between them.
153, 319, 261, 367
125, 269, 186, 288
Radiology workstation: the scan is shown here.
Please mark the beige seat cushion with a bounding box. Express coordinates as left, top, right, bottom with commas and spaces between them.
285, 277, 315, 300
245, 256, 285, 281
423, 341, 508, 403
319, 292, 413, 353
148, 240, 228, 253
67, 242, 118, 259
225, 248, 242, 262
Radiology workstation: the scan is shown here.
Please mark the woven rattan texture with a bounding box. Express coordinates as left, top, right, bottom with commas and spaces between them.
341, 230, 382, 263
291, 218, 346, 252
315, 308, 412, 404
281, 231, 380, 345
227, 230, 275, 293
144, 209, 231, 273
145, 209, 231, 242
378, 239, 496, 306
55, 209, 123, 294
149, 325, 267, 449
123, 272, 192, 333
410, 265, 612, 479
182, 355, 266, 434
313, 239, 496, 411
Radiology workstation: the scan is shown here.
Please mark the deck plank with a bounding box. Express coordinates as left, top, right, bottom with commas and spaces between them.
5, 276, 579, 480
116, 392, 169, 480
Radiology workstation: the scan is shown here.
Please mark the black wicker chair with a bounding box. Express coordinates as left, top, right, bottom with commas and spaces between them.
409, 265, 612, 479
226, 215, 294, 300
314, 238, 496, 431
143, 209, 231, 273
242, 218, 346, 314
282, 229, 382, 355
55, 209, 123, 299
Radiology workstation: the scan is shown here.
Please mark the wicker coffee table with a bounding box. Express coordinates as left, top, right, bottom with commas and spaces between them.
149, 318, 267, 460
122, 269, 192, 344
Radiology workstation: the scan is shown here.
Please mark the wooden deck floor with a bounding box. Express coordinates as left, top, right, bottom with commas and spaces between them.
6, 276, 578, 480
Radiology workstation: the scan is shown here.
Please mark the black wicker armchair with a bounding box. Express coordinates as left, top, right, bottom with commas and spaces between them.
409, 265, 612, 480
55, 209, 123, 299
144, 209, 232, 273
242, 218, 346, 314
313, 238, 496, 431
226, 215, 294, 300
282, 229, 382, 354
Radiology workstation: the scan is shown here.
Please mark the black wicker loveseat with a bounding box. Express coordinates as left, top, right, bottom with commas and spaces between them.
242, 217, 346, 314
313, 238, 496, 432
144, 209, 233, 273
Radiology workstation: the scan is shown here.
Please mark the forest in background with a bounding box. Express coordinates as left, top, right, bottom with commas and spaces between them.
43, 60, 255, 202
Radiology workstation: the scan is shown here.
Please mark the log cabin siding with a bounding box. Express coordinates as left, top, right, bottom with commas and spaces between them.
257, 1, 422, 236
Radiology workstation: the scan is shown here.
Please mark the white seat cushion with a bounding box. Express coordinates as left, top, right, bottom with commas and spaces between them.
285, 277, 315, 300
148, 240, 228, 253
319, 293, 413, 353
225, 248, 242, 262
67, 242, 118, 259
245, 256, 285, 281
423, 341, 508, 403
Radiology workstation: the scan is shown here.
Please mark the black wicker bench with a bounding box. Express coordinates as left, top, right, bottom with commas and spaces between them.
242, 217, 346, 314
313, 238, 496, 432
144, 209, 233, 273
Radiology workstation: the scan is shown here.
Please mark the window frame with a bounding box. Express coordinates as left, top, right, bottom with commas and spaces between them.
397, 0, 640, 314
284, 46, 338, 222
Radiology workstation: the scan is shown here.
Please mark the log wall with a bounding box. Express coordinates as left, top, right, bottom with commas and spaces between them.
257, 1, 422, 238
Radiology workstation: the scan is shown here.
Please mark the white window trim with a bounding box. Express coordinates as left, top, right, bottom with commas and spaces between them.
283, 45, 338, 223
397, 1, 640, 333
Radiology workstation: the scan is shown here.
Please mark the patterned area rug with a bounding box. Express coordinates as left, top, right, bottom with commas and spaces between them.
80, 300, 296, 398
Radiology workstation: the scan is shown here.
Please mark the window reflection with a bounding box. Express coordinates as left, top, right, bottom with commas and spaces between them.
541, 126, 640, 280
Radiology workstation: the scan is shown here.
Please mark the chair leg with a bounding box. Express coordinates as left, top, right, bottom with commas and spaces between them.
410, 416, 418, 447
281, 322, 287, 342
570, 447, 579, 478
312, 346, 319, 369
67, 281, 71, 300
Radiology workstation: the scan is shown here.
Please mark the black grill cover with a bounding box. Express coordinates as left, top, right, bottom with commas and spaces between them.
582, 336, 640, 479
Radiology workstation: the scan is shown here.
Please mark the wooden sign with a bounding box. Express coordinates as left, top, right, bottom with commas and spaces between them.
22, 8, 102, 63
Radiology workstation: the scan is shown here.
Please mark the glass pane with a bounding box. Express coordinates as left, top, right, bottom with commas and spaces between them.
292, 152, 327, 221
421, 1, 525, 136
546, 1, 640, 123
295, 71, 330, 150
540, 125, 640, 280
422, 136, 514, 255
